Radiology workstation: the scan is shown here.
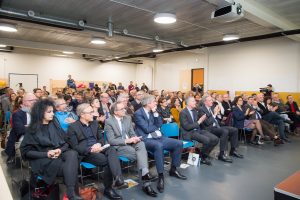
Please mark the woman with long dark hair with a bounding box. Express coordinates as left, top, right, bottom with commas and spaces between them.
20, 99, 82, 200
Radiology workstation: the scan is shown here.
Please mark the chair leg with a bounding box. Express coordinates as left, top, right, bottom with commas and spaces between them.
80, 166, 84, 185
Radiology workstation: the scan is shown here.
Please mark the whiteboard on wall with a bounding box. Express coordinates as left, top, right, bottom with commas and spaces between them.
9, 73, 38, 93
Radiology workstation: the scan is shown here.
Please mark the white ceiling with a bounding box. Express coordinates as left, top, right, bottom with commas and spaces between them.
0, 0, 299, 60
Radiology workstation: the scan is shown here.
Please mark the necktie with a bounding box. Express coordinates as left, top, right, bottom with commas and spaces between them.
190, 110, 195, 122
209, 108, 220, 127
120, 119, 127, 139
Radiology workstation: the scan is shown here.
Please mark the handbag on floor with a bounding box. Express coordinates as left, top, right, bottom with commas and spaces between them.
187, 152, 200, 166
79, 186, 98, 200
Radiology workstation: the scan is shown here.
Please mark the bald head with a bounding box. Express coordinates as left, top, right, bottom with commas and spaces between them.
22, 93, 38, 109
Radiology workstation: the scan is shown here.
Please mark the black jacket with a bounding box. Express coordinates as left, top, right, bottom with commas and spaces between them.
67, 120, 104, 158
20, 120, 71, 185
179, 108, 200, 140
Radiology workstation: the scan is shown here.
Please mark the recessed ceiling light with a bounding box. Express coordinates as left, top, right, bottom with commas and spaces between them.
0, 44, 7, 48
154, 13, 176, 24
0, 23, 17, 32
114, 56, 120, 59
153, 48, 163, 53
223, 34, 239, 41
91, 38, 106, 44
62, 51, 74, 54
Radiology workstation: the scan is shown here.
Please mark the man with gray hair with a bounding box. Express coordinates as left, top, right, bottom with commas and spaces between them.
105, 102, 158, 197
134, 94, 186, 194
54, 98, 78, 132
180, 96, 219, 166
67, 103, 127, 200
199, 95, 243, 163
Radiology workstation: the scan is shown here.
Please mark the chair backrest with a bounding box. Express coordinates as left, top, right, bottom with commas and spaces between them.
161, 123, 179, 138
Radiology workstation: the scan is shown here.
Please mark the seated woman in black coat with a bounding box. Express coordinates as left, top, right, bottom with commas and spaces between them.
20, 99, 82, 200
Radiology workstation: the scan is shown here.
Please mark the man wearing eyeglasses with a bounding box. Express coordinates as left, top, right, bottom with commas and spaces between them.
5, 93, 37, 164
105, 102, 158, 197
67, 103, 127, 200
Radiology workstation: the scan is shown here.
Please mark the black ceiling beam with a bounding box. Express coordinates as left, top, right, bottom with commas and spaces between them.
101, 29, 300, 62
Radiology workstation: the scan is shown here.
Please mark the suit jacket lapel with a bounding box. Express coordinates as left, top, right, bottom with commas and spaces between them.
112, 116, 122, 137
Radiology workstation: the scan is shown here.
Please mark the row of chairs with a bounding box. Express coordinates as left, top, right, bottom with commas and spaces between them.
80, 123, 194, 185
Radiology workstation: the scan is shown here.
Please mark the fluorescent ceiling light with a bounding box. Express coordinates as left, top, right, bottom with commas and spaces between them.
153, 48, 163, 53
114, 56, 120, 59
0, 23, 17, 32
62, 51, 74, 54
223, 34, 239, 41
0, 44, 7, 48
91, 38, 106, 44
154, 13, 176, 24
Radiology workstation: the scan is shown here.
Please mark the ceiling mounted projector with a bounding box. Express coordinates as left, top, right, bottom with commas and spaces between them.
211, 3, 244, 23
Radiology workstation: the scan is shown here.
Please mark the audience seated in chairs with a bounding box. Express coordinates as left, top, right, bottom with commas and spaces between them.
20, 99, 82, 200
134, 94, 187, 193
232, 96, 264, 145
198, 95, 243, 163
245, 96, 282, 146
256, 93, 291, 143
5, 93, 37, 164
67, 103, 127, 200
180, 96, 219, 166
105, 102, 158, 197
157, 97, 174, 124
286, 95, 300, 135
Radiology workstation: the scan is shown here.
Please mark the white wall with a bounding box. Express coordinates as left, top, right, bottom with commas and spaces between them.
0, 53, 136, 91
207, 37, 300, 94
153, 51, 207, 91
142, 37, 300, 94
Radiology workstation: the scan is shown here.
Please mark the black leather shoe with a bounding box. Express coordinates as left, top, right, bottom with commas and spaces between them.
283, 138, 291, 143
6, 156, 14, 164
142, 173, 158, 182
114, 176, 128, 189
156, 176, 164, 193
218, 155, 233, 163
169, 169, 187, 180
230, 151, 244, 159
142, 185, 157, 197
104, 188, 123, 200
200, 158, 212, 166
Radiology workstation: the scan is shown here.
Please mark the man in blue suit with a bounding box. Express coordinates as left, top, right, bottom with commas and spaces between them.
5, 93, 37, 164
134, 94, 186, 193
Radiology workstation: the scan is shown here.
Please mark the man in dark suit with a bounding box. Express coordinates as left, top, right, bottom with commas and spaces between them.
180, 96, 219, 165
105, 102, 158, 197
134, 94, 186, 193
199, 95, 243, 163
67, 103, 127, 200
5, 93, 37, 164
222, 93, 232, 117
